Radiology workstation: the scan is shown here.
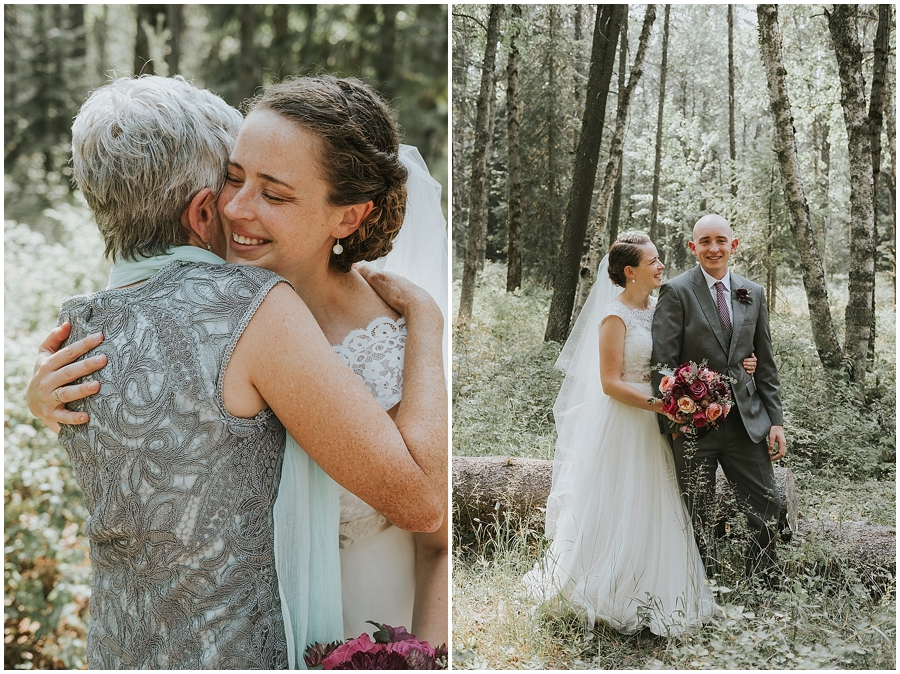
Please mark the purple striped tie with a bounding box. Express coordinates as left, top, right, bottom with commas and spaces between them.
715, 281, 732, 337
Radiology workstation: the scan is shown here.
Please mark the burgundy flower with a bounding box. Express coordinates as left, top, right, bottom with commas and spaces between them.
333, 649, 410, 670
735, 287, 752, 304
693, 411, 708, 428
688, 380, 708, 400
305, 640, 343, 668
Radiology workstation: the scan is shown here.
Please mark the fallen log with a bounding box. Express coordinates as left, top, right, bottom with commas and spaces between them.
452, 456, 895, 590
452, 456, 797, 540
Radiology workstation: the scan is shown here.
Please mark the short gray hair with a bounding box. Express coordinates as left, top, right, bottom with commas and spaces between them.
71, 75, 242, 261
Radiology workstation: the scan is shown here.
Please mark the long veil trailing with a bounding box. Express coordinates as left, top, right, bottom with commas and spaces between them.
545, 255, 622, 538
374, 145, 449, 383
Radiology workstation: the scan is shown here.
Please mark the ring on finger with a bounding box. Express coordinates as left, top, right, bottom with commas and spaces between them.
54, 388, 63, 405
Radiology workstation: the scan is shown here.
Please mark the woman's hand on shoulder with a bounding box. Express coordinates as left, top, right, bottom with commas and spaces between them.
355, 263, 442, 324
26, 322, 107, 431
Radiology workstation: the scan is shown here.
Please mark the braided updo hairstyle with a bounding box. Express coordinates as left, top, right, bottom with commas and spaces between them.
246, 75, 408, 272
608, 231, 651, 287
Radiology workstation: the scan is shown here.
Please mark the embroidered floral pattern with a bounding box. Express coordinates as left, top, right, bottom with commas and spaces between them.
57, 262, 289, 670
332, 316, 407, 526
603, 299, 657, 384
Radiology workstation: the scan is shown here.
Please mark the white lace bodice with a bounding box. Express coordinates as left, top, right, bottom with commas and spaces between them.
601, 298, 656, 384
332, 316, 407, 528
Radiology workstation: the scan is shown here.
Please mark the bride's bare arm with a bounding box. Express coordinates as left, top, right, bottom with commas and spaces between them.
411, 513, 449, 646
598, 315, 666, 414
232, 282, 445, 533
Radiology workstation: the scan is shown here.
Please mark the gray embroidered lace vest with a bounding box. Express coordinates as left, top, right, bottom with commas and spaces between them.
57, 261, 289, 670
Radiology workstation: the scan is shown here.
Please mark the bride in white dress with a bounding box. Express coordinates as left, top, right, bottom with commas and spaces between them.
524, 232, 725, 636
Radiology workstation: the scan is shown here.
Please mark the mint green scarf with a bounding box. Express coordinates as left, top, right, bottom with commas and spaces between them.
106, 246, 226, 289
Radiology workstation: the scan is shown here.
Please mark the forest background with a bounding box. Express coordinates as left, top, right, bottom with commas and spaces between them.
3, 4, 447, 669
452, 3, 895, 669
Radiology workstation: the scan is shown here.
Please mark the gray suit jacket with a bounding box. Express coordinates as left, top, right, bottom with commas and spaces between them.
650, 265, 783, 444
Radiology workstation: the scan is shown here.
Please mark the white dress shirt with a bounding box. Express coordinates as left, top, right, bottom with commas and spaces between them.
700, 267, 733, 326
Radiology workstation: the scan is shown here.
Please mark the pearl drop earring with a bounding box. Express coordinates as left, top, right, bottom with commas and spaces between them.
333, 239, 343, 255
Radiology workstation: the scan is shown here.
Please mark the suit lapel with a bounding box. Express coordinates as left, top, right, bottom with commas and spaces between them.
728, 273, 750, 361
689, 265, 730, 355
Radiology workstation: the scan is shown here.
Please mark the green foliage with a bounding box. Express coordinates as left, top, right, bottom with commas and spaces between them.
452, 262, 562, 460
5, 4, 448, 234
5, 202, 108, 669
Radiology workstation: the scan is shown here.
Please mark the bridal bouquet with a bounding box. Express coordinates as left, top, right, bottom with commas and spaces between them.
656, 360, 734, 437
304, 622, 448, 670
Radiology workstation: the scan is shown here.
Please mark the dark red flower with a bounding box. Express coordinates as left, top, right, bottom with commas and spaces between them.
735, 287, 752, 304
333, 649, 410, 670
688, 380, 707, 400
305, 640, 344, 668
693, 411, 708, 428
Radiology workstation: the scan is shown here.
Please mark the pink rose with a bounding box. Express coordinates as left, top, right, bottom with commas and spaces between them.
675, 363, 694, 384
698, 368, 714, 383
722, 403, 732, 417
706, 403, 722, 422
659, 375, 675, 394
322, 634, 376, 669
693, 411, 708, 428
677, 396, 696, 414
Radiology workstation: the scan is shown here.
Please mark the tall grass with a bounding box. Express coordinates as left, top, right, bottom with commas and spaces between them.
452, 262, 895, 669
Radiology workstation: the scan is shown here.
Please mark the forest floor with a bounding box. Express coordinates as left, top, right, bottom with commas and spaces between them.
451, 261, 896, 670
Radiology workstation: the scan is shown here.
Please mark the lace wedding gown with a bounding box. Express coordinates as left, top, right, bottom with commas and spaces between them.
523, 298, 718, 636
275, 315, 415, 661
331, 316, 415, 639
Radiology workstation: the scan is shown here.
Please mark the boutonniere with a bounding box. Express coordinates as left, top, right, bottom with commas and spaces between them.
735, 287, 752, 305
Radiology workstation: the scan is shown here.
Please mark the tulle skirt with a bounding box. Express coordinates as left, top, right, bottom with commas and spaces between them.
523, 383, 718, 636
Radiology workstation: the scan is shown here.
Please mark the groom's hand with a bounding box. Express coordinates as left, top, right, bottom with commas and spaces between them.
767, 425, 786, 461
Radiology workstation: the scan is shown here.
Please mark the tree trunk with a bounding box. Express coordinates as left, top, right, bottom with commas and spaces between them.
757, 4, 843, 372
95, 5, 108, 83
377, 5, 399, 99
648, 4, 670, 258
573, 4, 587, 148
547, 6, 559, 237
728, 4, 737, 198
166, 4, 183, 76
609, 164, 624, 244
544, 4, 625, 343
237, 5, 257, 103
574, 5, 656, 320
298, 5, 318, 68
271, 4, 293, 78
866, 4, 891, 365
505, 5, 523, 293
456, 4, 503, 325
883, 70, 897, 304
828, 5, 875, 389
134, 5, 165, 76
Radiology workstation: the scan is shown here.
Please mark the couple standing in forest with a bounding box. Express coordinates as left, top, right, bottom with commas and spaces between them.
525, 216, 787, 636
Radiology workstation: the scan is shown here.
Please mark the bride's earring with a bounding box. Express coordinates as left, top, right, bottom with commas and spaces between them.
206, 241, 212, 252
333, 239, 344, 255
631, 278, 635, 283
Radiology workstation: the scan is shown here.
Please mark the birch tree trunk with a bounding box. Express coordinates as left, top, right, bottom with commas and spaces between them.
866, 3, 891, 364
573, 5, 657, 320
505, 5, 523, 292
238, 5, 257, 103
547, 6, 559, 231
456, 5, 502, 325
757, 4, 843, 372
827, 4, 875, 388
544, 4, 625, 343
649, 4, 670, 259
728, 4, 737, 198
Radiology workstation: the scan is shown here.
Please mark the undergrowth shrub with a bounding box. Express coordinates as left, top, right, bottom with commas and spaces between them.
5, 202, 108, 669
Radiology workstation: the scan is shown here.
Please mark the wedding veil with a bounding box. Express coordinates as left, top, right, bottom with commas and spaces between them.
374, 144, 449, 383
545, 255, 622, 538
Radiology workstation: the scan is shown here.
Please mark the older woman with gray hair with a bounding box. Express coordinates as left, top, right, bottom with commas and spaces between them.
26, 75, 446, 669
